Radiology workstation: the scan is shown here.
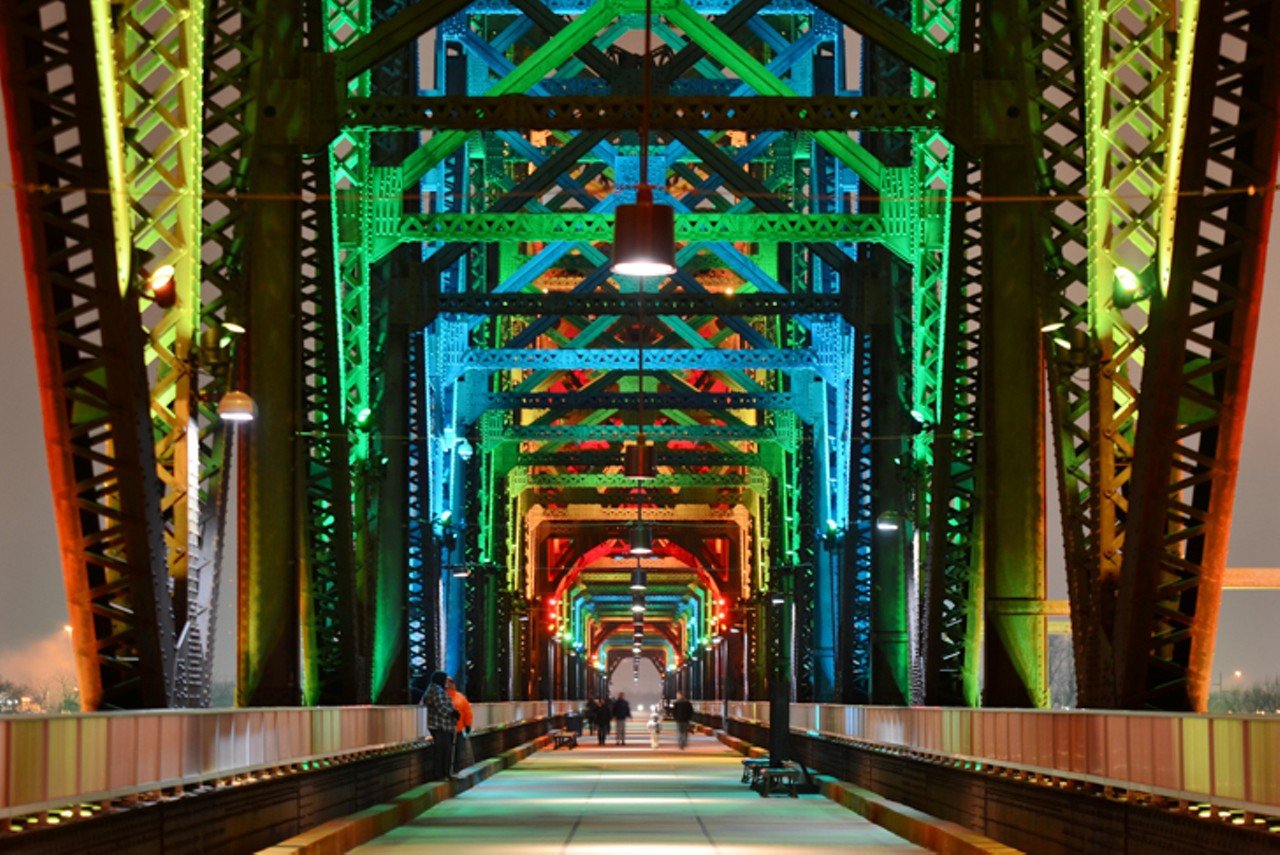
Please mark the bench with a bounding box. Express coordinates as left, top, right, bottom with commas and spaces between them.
741, 756, 771, 785
756, 764, 801, 798
551, 729, 578, 750
754, 762, 802, 798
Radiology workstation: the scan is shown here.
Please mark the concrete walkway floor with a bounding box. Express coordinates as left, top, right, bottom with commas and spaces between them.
353, 733, 924, 854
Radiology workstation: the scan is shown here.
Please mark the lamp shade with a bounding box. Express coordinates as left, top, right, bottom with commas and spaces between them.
623, 440, 656, 479
146, 264, 178, 309
628, 523, 654, 556
218, 390, 256, 422
612, 188, 676, 277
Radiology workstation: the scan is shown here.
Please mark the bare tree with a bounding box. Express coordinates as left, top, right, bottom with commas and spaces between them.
1209, 677, 1280, 715
1048, 634, 1077, 708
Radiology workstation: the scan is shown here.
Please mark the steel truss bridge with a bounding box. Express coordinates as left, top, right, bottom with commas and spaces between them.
0, 0, 1277, 723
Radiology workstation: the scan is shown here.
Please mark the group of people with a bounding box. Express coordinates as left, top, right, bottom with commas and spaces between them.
420, 671, 474, 781
420, 677, 699, 778
587, 691, 695, 750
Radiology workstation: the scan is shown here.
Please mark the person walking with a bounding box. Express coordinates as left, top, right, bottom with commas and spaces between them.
446, 676, 473, 772
592, 697, 612, 745
421, 671, 459, 780
612, 692, 632, 746
646, 709, 663, 749
672, 691, 694, 750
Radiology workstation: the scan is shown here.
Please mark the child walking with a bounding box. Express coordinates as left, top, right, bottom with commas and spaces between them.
647, 709, 663, 749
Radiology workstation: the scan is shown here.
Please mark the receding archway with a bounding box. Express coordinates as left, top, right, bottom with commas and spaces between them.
607, 657, 664, 717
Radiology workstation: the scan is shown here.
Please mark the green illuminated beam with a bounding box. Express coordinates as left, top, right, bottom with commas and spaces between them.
397, 0, 616, 190
390, 212, 886, 245
665, 1, 886, 188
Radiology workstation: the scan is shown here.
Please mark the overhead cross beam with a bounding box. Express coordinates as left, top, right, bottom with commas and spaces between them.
395, 212, 889, 245
343, 94, 942, 131
434, 292, 846, 318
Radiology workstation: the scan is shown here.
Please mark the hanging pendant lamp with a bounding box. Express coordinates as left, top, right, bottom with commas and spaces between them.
611, 0, 674, 277
613, 187, 676, 276
628, 522, 654, 556
623, 431, 657, 479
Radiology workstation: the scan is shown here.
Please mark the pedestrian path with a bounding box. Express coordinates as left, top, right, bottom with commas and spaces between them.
352, 733, 924, 853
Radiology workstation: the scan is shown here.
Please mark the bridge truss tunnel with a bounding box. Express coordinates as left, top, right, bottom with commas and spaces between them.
1, 0, 1277, 716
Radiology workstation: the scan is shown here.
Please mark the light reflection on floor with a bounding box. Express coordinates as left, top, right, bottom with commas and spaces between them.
352, 734, 923, 853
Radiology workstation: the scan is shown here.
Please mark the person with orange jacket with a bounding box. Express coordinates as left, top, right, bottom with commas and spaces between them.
445, 676, 473, 772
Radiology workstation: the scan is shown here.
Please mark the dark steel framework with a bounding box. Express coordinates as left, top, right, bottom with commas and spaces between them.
0, 0, 1276, 712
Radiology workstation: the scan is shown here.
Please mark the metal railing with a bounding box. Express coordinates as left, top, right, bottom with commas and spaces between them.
1, 701, 577, 821
693, 701, 1280, 816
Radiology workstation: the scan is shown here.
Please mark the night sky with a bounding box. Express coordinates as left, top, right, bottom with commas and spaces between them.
0, 98, 1276, 693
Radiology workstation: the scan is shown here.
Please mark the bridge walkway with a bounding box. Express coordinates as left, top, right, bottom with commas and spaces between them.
353, 733, 922, 853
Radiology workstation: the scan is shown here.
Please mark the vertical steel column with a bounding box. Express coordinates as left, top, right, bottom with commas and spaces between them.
237, 2, 305, 706
374, 324, 411, 703
978, 0, 1047, 707
869, 313, 912, 705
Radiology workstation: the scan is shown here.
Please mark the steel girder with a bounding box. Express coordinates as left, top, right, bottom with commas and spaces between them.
343, 94, 941, 132
389, 212, 890, 247
1026, 0, 1280, 711
461, 390, 819, 424
1112, 0, 1280, 710
452, 348, 828, 375
296, 156, 361, 705
922, 154, 984, 706
92, 1, 208, 706
191, 0, 266, 707
433, 292, 846, 318
0, 0, 177, 709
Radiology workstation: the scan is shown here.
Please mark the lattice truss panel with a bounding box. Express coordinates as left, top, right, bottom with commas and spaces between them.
2, 0, 258, 708
1033, 0, 1280, 708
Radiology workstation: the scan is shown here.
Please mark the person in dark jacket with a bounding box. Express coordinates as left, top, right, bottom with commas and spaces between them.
421, 670, 459, 779
592, 697, 612, 745
672, 691, 694, 749
612, 693, 632, 745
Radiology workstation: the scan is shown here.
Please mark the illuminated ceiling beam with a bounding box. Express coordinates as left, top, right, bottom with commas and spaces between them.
457, 348, 825, 373
434, 292, 845, 318
492, 424, 786, 445
529, 488, 757, 505
469, 390, 815, 419
516, 449, 767, 469
519, 473, 755, 489
529, 504, 748, 522
395, 212, 887, 244
343, 95, 940, 131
